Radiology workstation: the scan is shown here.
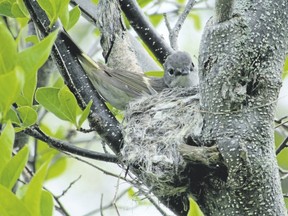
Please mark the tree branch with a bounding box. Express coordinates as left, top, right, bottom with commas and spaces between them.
24, 125, 119, 163
215, 0, 234, 23
276, 136, 288, 155
165, 0, 196, 50
118, 0, 173, 63
23, 0, 123, 153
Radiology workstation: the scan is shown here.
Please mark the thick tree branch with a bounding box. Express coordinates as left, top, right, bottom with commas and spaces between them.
23, 0, 123, 153
118, 0, 173, 63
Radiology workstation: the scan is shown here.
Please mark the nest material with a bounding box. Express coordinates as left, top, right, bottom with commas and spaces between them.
121, 87, 203, 196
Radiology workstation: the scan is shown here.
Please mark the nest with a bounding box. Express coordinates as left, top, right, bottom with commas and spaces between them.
121, 87, 203, 196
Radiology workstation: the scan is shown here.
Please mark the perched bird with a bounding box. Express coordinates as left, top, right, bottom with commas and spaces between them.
60, 31, 198, 110
163, 51, 199, 88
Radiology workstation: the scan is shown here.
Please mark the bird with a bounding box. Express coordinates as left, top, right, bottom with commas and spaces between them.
163, 51, 199, 88
59, 31, 198, 110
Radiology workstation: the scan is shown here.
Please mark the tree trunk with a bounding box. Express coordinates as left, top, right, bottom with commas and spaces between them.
196, 0, 288, 215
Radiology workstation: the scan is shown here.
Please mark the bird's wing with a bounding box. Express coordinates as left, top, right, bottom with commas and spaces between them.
79, 53, 156, 97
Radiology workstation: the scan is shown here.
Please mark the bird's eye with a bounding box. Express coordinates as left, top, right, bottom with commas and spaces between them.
168, 68, 174, 76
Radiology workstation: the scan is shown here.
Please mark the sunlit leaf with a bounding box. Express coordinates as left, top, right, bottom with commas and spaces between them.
0, 69, 24, 118
149, 14, 163, 27
189, 13, 201, 30
67, 5, 81, 30
22, 160, 51, 216
0, 184, 31, 216
77, 100, 92, 129
40, 190, 54, 216
0, 146, 29, 190
17, 30, 58, 106
0, 20, 17, 74
0, 122, 14, 173
144, 70, 164, 77
58, 86, 79, 125
282, 56, 288, 79
35, 87, 70, 121
17, 106, 38, 128
187, 197, 204, 216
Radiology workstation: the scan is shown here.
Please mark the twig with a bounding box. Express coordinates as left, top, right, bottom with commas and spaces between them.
84, 187, 131, 216
56, 175, 82, 199
113, 174, 121, 216
165, 0, 196, 50
24, 125, 119, 163
275, 116, 288, 124
63, 152, 133, 182
276, 136, 288, 155
100, 194, 104, 216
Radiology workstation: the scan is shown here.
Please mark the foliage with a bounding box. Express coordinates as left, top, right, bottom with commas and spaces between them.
0, 122, 53, 216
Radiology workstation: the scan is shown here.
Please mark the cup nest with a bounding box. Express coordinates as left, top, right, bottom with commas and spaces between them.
121, 87, 203, 196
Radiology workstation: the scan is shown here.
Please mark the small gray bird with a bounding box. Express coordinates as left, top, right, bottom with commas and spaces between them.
163, 51, 199, 88
61, 31, 198, 110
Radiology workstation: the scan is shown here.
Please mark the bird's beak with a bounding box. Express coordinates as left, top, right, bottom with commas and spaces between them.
181, 70, 189, 75
175, 69, 189, 76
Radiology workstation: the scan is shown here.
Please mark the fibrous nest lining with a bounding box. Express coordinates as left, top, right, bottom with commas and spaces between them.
121, 87, 203, 196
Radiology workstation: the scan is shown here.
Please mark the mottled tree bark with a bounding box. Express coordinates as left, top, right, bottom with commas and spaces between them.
196, 0, 288, 215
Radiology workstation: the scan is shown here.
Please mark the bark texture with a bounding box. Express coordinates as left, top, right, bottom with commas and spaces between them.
197, 0, 288, 215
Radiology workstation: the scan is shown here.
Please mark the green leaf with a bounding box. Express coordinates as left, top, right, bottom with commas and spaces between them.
0, 69, 24, 117
189, 13, 201, 31
17, 30, 58, 106
15, 0, 29, 17
149, 14, 163, 27
0, 122, 14, 173
77, 100, 92, 128
37, 0, 54, 23
144, 70, 164, 77
0, 184, 31, 216
58, 86, 79, 125
25, 35, 39, 45
0, 1, 14, 17
187, 197, 204, 216
11, 2, 26, 18
282, 56, 288, 79
35, 87, 70, 121
127, 188, 149, 205
177, 0, 186, 4
22, 159, 51, 216
91, 0, 98, 4
137, 0, 153, 8
58, 0, 70, 29
36, 139, 58, 171
6, 108, 21, 125
0, 20, 17, 73
40, 190, 54, 216
0, 146, 29, 190
36, 86, 83, 126
67, 5, 81, 30
17, 106, 38, 128
46, 157, 67, 180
